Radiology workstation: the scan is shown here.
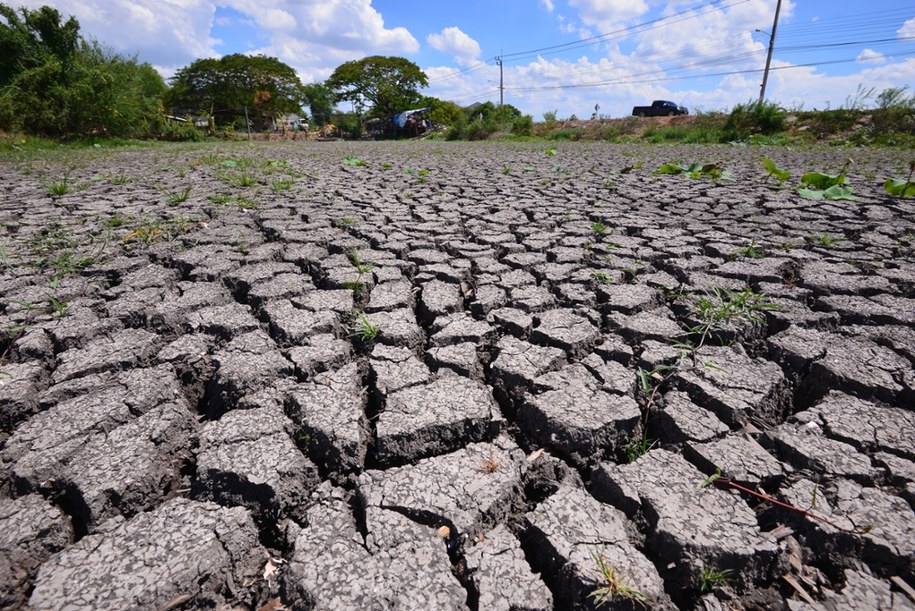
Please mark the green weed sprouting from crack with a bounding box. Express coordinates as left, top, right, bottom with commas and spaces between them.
735, 240, 764, 259
347, 249, 374, 274
625, 429, 658, 463
351, 313, 380, 342
342, 279, 365, 293
590, 221, 608, 237
166, 185, 192, 205
271, 179, 295, 192
699, 567, 736, 593
689, 286, 783, 353
809, 233, 846, 247
630, 287, 783, 461
591, 271, 614, 285
47, 175, 70, 196
590, 552, 649, 608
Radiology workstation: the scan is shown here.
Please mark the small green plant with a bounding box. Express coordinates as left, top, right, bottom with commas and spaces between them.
735, 240, 764, 259
104, 214, 130, 228
342, 279, 365, 293
798, 159, 857, 200
658, 162, 732, 181
234, 173, 258, 188
351, 313, 380, 342
347, 249, 374, 274
590, 221, 608, 236
380, 162, 394, 170
46, 294, 69, 317
625, 430, 657, 463
590, 553, 649, 608
884, 160, 915, 197
501, 165, 512, 174
692, 287, 780, 340
699, 567, 736, 593
591, 271, 614, 285
544, 147, 557, 156
208, 194, 232, 204
47, 177, 69, 196
166, 185, 192, 205
343, 154, 366, 167
621, 261, 646, 282
810, 233, 846, 247
234, 196, 257, 209
762, 157, 791, 183
335, 217, 357, 227
270, 179, 295, 192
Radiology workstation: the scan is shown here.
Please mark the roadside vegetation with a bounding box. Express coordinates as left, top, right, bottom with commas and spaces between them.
530, 94, 915, 148
1, 4, 912, 147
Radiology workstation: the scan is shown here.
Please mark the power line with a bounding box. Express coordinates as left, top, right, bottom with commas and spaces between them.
509, 50, 915, 93
500, 0, 751, 64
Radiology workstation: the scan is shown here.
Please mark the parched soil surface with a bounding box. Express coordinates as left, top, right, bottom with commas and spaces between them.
1, 141, 914, 610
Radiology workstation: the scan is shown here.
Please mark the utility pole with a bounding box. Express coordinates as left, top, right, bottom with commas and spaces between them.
758, 0, 782, 104
496, 51, 504, 107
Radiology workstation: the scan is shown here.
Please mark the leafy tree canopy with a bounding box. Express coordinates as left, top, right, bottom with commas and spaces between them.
0, 4, 168, 139
168, 53, 306, 127
0, 3, 80, 86
419, 96, 461, 127
325, 55, 428, 118
301, 82, 335, 125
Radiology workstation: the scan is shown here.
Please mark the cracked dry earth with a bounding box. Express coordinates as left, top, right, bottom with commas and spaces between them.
1, 140, 914, 611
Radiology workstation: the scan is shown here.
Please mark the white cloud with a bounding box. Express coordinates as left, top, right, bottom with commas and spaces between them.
856, 49, 886, 65
568, 0, 650, 31
427, 27, 481, 65
540, 0, 555, 12
12, 0, 419, 82
898, 17, 915, 39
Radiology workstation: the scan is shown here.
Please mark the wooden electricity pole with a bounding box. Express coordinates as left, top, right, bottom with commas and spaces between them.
759, 0, 782, 104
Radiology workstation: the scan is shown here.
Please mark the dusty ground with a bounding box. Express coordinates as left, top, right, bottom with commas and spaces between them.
1, 140, 914, 610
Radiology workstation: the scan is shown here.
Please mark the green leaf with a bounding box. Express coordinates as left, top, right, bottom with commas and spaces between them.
220, 160, 238, 168
658, 163, 685, 175
884, 178, 915, 197
762, 157, 791, 181
343, 155, 366, 167
797, 187, 825, 200
637, 367, 652, 393
801, 171, 846, 190
822, 184, 859, 201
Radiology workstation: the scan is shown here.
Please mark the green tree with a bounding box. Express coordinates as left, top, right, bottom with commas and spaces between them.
419, 96, 461, 128
167, 54, 306, 128
0, 4, 168, 139
302, 82, 335, 125
0, 3, 79, 86
325, 55, 428, 118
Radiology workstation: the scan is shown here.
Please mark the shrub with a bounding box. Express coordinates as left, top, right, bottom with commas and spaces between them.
722, 101, 787, 141
511, 114, 533, 136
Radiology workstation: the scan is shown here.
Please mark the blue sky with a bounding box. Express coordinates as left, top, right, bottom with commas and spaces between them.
14, 1, 915, 118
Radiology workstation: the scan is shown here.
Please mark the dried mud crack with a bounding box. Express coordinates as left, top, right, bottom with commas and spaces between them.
1, 141, 914, 610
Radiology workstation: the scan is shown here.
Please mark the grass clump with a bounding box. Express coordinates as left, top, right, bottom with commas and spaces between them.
699, 566, 736, 593
351, 313, 380, 342
166, 185, 192, 205
590, 553, 649, 608
690, 286, 782, 348
722, 100, 787, 141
